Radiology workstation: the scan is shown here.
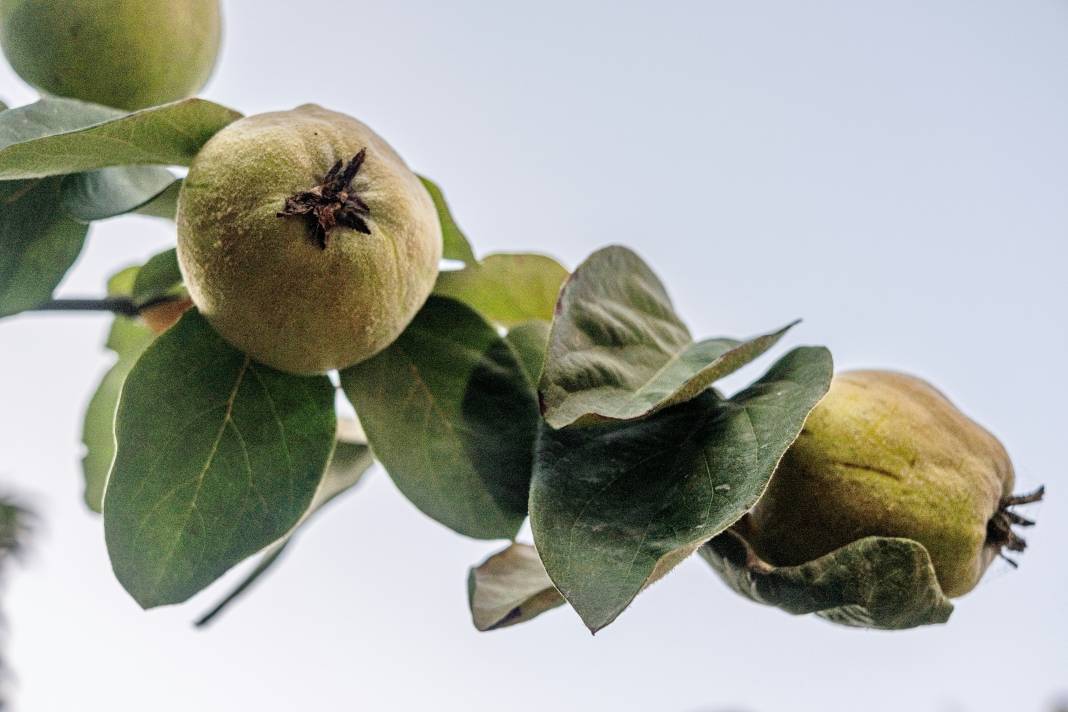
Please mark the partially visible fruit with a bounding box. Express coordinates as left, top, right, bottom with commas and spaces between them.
0, 0, 221, 110
176, 104, 442, 375
741, 370, 1042, 598
139, 296, 193, 335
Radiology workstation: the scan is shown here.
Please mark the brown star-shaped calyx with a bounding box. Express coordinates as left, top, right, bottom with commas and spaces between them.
277, 149, 372, 249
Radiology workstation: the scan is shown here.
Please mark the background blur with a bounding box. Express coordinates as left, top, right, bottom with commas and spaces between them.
1, 1, 1065, 710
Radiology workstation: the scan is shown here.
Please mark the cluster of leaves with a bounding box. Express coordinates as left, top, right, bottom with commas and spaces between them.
0, 97, 953, 632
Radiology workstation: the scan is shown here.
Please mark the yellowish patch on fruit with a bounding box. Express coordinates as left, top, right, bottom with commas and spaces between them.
743, 370, 1016, 598
0, 0, 220, 110
176, 104, 442, 375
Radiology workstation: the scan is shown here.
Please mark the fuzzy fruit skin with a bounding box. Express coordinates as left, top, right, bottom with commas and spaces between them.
742, 370, 1014, 598
0, 0, 220, 110
177, 104, 442, 375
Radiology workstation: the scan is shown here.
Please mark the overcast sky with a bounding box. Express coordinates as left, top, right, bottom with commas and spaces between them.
1, 1, 1065, 710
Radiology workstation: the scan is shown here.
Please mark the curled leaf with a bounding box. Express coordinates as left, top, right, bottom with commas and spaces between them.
538, 246, 795, 428
700, 529, 954, 630
467, 543, 565, 631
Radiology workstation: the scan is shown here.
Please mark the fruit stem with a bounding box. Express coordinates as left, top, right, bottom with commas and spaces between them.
26, 295, 184, 317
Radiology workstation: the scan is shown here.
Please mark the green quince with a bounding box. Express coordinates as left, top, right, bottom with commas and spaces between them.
0, 0, 221, 110
741, 370, 1042, 598
177, 104, 442, 375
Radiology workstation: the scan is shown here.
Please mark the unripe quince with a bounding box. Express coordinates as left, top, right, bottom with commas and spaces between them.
0, 0, 221, 110
177, 104, 442, 375
742, 370, 1040, 598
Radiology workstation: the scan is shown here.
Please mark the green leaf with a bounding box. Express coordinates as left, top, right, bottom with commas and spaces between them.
468, 543, 565, 631
81, 320, 155, 512
0, 97, 242, 180
699, 529, 954, 630
195, 436, 374, 627
131, 248, 182, 306
60, 166, 179, 222
539, 246, 797, 429
505, 320, 551, 387
103, 310, 336, 608
82, 265, 163, 512
530, 347, 833, 632
133, 179, 182, 220
434, 253, 568, 328
418, 175, 477, 264
340, 296, 539, 540
0, 178, 88, 317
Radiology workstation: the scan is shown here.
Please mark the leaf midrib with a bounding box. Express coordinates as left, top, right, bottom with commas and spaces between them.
149, 355, 251, 596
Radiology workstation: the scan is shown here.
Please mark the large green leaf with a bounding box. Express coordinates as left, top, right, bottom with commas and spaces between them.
0, 97, 241, 180
340, 296, 539, 540
103, 311, 336, 608
418, 175, 477, 264
538, 246, 796, 428
0, 178, 88, 317
530, 347, 833, 632
195, 436, 375, 627
434, 253, 568, 328
468, 543, 565, 631
699, 529, 954, 630
60, 166, 179, 222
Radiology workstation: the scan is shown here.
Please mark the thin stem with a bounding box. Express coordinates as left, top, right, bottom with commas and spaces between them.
27, 294, 183, 317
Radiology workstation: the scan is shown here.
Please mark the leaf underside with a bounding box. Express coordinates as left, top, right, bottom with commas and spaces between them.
0, 97, 242, 180
60, 166, 179, 222
468, 543, 565, 631
700, 529, 954, 630
538, 245, 796, 428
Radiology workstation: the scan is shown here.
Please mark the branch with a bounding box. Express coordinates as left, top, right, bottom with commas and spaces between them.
27, 295, 182, 317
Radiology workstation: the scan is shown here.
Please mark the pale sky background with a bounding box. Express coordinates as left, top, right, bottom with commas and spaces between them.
1, 1, 1066, 710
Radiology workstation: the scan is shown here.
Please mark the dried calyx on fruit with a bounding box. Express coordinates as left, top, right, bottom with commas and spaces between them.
739, 370, 1043, 598
176, 104, 442, 375
0, 0, 221, 111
